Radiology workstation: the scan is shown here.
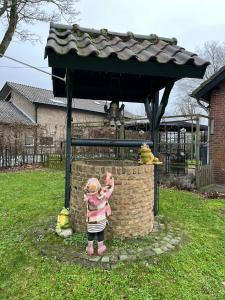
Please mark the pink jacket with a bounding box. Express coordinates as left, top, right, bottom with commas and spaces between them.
84, 186, 113, 223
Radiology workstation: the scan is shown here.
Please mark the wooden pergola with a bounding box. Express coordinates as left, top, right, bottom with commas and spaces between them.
45, 23, 209, 215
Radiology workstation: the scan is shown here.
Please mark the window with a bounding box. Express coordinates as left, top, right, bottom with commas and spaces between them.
39, 136, 54, 146
25, 136, 34, 146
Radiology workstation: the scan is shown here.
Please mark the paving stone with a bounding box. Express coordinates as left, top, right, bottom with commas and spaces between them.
128, 254, 137, 261
153, 225, 159, 229
170, 239, 179, 245
69, 216, 185, 266
167, 231, 174, 235
159, 240, 167, 246
110, 255, 119, 263
81, 253, 89, 260
135, 252, 144, 259
101, 256, 110, 263
175, 228, 181, 231
126, 249, 136, 255
165, 243, 174, 250
104, 264, 111, 270
153, 248, 164, 255
144, 261, 150, 266
161, 246, 169, 251
119, 254, 128, 261
163, 237, 171, 242
137, 248, 143, 253
139, 253, 148, 259
89, 256, 101, 262
144, 249, 155, 256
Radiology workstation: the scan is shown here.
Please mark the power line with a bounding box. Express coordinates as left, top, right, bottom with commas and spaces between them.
0, 53, 65, 82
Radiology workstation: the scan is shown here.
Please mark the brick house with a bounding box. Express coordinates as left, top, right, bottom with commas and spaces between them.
192, 66, 225, 185
0, 82, 133, 152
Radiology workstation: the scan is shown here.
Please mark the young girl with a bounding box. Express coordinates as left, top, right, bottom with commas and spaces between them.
84, 173, 114, 256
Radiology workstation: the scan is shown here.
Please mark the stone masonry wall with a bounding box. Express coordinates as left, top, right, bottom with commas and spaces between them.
209, 80, 225, 184
70, 160, 154, 238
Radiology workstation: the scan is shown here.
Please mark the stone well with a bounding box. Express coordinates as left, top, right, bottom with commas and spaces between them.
70, 160, 154, 238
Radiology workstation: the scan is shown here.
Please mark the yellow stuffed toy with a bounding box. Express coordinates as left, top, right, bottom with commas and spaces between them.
55, 208, 73, 238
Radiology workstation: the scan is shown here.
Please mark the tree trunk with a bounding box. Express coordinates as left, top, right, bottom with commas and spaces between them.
0, 0, 18, 55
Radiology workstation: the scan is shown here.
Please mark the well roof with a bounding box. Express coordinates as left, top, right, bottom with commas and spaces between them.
45, 24, 210, 100
45, 23, 208, 67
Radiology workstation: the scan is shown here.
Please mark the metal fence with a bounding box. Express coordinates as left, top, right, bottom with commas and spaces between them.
42, 154, 65, 169
0, 145, 62, 169
0, 146, 40, 168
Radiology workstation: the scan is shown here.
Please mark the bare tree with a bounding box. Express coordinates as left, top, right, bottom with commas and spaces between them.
197, 40, 225, 79
176, 39, 225, 115
175, 40, 225, 159
0, 0, 79, 55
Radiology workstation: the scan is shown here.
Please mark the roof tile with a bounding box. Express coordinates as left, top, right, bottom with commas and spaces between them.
0, 101, 34, 125
45, 23, 209, 68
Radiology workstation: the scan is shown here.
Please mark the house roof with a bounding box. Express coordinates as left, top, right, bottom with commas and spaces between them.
45, 24, 209, 100
0, 101, 34, 125
45, 23, 209, 67
191, 65, 225, 102
1, 82, 134, 118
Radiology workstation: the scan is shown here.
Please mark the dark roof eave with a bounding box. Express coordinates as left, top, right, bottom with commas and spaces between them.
47, 53, 207, 80
191, 65, 225, 101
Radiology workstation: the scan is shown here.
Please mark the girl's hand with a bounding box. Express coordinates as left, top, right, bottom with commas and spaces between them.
105, 172, 114, 187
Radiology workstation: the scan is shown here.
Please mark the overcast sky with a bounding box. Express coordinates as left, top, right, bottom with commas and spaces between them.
0, 0, 225, 114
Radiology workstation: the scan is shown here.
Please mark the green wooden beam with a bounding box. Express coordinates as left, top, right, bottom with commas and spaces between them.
48, 53, 206, 79
64, 69, 73, 209
154, 81, 175, 129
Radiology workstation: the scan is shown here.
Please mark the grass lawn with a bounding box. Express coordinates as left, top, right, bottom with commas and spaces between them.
0, 170, 224, 300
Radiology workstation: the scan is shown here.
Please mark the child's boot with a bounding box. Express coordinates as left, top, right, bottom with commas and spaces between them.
86, 241, 94, 256
97, 241, 107, 256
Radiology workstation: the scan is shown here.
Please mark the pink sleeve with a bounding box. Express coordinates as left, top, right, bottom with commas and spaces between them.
104, 186, 114, 200
84, 194, 88, 202
88, 196, 101, 206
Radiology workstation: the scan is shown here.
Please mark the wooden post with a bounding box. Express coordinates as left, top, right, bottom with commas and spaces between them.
191, 117, 194, 160
152, 92, 159, 216
64, 69, 73, 209
119, 123, 125, 159
195, 114, 200, 167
